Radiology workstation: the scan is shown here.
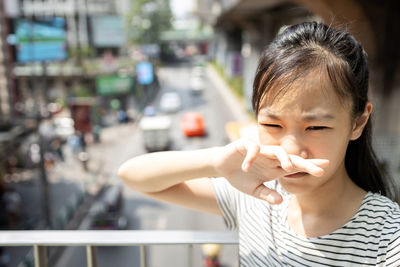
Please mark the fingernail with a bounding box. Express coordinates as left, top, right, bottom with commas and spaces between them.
316, 159, 330, 167
313, 168, 324, 177
284, 163, 293, 171
242, 162, 249, 171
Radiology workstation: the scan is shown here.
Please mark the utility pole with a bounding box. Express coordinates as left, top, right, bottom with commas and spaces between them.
75, 0, 82, 66
39, 57, 51, 226
38, 31, 51, 229
38, 114, 51, 227
0, 0, 5, 120
0, 0, 15, 122
23, 1, 52, 227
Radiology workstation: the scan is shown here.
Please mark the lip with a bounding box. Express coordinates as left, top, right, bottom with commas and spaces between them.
284, 172, 308, 178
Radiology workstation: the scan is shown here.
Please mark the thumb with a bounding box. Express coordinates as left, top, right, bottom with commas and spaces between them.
241, 140, 260, 172
252, 184, 283, 204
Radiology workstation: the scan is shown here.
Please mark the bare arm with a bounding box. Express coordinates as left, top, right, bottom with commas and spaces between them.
118, 139, 329, 215
118, 147, 220, 192
118, 147, 222, 214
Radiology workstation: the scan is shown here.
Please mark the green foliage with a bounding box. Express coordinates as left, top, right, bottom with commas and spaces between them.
55, 98, 67, 108
228, 77, 244, 97
73, 85, 92, 97
68, 46, 94, 59
126, 0, 173, 44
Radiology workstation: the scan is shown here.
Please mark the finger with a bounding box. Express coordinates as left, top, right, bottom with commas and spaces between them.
307, 158, 330, 168
272, 146, 294, 171
253, 183, 283, 204
259, 146, 293, 171
241, 140, 260, 172
289, 155, 326, 177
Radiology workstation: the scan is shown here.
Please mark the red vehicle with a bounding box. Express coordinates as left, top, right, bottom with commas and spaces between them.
181, 112, 206, 137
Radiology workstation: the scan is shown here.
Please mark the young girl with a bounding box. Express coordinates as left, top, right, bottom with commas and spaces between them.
119, 22, 400, 266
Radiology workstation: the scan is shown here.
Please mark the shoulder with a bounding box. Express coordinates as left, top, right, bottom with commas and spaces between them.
359, 193, 400, 226
336, 193, 400, 264
362, 192, 400, 218
370, 194, 400, 265
358, 193, 400, 240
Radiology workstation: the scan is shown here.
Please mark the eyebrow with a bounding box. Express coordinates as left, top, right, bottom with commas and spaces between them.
301, 113, 335, 121
258, 109, 335, 121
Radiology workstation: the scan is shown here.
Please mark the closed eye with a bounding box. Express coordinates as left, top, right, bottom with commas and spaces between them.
307, 126, 329, 130
262, 124, 282, 128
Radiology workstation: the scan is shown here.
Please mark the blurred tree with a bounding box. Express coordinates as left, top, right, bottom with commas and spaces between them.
126, 0, 173, 44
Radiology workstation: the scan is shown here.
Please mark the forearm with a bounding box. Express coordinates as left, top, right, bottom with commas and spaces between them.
118, 147, 221, 192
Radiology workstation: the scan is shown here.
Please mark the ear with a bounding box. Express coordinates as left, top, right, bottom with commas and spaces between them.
350, 102, 373, 140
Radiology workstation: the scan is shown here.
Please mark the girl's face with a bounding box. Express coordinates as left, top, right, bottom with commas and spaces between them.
257, 72, 361, 195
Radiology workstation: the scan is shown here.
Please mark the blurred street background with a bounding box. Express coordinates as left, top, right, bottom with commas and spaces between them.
0, 0, 399, 266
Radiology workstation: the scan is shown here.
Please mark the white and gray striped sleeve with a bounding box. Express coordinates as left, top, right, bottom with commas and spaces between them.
211, 177, 240, 230
386, 224, 400, 266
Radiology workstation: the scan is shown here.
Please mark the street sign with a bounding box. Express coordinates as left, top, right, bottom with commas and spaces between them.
136, 62, 154, 85
96, 75, 134, 96
91, 16, 125, 47
14, 18, 67, 62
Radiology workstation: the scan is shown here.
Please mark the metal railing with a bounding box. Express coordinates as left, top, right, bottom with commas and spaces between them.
0, 230, 239, 267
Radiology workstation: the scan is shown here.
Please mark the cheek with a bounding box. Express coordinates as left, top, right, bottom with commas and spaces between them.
309, 134, 350, 164
258, 128, 279, 145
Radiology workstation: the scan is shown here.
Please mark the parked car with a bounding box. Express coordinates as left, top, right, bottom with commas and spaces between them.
89, 185, 128, 230
159, 92, 182, 113
191, 66, 205, 78
143, 105, 156, 117
181, 112, 206, 137
190, 76, 205, 93
139, 115, 172, 151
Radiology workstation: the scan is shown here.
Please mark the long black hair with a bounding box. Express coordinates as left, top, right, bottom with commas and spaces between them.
252, 21, 395, 199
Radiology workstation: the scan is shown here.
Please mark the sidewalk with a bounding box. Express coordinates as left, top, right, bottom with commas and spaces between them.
206, 64, 258, 142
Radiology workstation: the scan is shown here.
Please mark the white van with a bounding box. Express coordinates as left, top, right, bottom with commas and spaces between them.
139, 116, 172, 151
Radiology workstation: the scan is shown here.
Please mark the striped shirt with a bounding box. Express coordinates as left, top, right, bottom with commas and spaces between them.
212, 178, 400, 266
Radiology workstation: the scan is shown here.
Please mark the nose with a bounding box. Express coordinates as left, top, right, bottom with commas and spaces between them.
280, 135, 308, 158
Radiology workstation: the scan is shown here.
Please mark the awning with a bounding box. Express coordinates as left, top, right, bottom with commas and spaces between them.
215, 0, 288, 27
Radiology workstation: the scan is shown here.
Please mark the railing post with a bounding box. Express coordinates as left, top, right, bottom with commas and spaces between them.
86, 245, 98, 267
33, 245, 47, 267
140, 245, 147, 267
188, 244, 193, 267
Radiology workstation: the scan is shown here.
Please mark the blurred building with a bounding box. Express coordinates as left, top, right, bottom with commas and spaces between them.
0, 0, 136, 229
1, 0, 135, 123
4, 0, 127, 49
0, 0, 157, 192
